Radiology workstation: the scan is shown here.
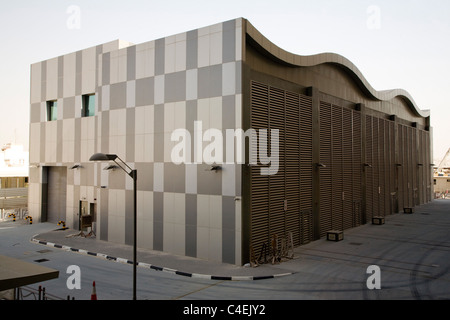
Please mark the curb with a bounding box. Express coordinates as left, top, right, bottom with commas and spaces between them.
30, 238, 294, 281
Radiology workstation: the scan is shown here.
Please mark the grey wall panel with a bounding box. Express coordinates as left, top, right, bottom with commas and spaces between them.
110, 82, 127, 110
135, 77, 154, 107
100, 188, 109, 241
185, 194, 197, 257
127, 46, 136, 81
222, 20, 236, 63
46, 166, 67, 224
154, 38, 165, 76
186, 30, 198, 70
125, 190, 134, 246
153, 191, 164, 251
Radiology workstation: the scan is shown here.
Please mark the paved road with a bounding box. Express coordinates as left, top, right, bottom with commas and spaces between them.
0, 222, 216, 300
1, 200, 449, 301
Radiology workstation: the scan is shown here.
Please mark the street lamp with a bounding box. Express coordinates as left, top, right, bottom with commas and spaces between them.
89, 153, 137, 300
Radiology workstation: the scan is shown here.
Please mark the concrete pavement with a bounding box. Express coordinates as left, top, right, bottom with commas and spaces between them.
3, 199, 444, 300
27, 200, 449, 295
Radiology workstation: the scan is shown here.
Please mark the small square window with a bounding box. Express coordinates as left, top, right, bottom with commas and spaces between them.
47, 100, 57, 121
82, 94, 95, 117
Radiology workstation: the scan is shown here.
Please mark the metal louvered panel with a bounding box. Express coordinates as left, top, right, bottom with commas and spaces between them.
419, 130, 425, 205
372, 117, 380, 218
397, 124, 405, 210
389, 121, 397, 213
285, 91, 300, 246
300, 209, 313, 244
402, 124, 407, 207
365, 117, 397, 217
250, 168, 270, 253
404, 125, 410, 207
407, 126, 414, 207
249, 81, 314, 253
319, 102, 333, 237
412, 128, 418, 206
381, 120, 391, 215
365, 115, 374, 220
342, 108, 353, 230
321, 104, 362, 234
299, 95, 313, 208
378, 118, 386, 217
418, 130, 426, 205
352, 110, 363, 226
250, 81, 270, 253
398, 124, 416, 209
268, 87, 286, 244
299, 95, 313, 243
381, 119, 388, 216
331, 105, 344, 230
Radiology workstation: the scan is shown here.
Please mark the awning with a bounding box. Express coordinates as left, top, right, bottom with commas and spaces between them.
0, 255, 59, 291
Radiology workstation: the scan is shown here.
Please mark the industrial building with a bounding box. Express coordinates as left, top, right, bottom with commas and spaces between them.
434, 148, 450, 198
28, 18, 432, 265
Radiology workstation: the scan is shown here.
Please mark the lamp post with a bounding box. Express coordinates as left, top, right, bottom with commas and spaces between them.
89, 153, 137, 300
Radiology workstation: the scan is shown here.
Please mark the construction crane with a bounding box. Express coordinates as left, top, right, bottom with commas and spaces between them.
436, 148, 450, 173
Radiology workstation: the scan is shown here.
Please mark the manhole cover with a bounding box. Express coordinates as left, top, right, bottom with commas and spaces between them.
34, 258, 49, 263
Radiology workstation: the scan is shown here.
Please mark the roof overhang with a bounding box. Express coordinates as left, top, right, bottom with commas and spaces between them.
0, 255, 59, 291
244, 19, 430, 119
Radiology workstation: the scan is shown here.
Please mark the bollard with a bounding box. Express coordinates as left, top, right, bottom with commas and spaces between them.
25, 216, 33, 224
57, 221, 67, 229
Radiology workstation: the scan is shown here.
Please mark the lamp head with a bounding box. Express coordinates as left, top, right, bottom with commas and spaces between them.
89, 153, 118, 161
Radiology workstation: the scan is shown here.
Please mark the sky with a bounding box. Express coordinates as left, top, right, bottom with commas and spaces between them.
0, 0, 449, 162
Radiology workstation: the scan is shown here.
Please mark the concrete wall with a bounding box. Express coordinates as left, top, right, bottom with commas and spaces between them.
29, 20, 244, 265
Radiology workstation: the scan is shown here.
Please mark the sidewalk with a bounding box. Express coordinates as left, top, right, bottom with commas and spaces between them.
31, 226, 296, 281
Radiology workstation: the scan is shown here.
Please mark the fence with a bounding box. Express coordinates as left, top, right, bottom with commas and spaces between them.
13, 285, 74, 300
0, 188, 28, 214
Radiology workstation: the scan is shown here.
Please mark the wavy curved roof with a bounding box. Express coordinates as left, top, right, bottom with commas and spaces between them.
244, 19, 430, 118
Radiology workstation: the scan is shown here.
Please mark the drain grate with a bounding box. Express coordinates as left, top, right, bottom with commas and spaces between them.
34, 258, 49, 263
349, 242, 363, 246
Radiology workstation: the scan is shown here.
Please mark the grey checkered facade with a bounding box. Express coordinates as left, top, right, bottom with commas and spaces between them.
29, 19, 244, 264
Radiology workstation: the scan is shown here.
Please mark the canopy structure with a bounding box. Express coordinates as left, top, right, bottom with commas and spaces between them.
0, 255, 59, 291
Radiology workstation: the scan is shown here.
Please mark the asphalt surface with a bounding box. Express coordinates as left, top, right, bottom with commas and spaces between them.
2, 199, 450, 300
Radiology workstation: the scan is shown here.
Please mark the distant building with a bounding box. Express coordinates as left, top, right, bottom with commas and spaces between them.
0, 143, 29, 218
28, 18, 432, 265
434, 176, 450, 197
0, 143, 29, 188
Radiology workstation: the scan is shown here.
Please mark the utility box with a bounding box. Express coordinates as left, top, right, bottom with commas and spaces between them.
372, 216, 385, 225
327, 230, 343, 242
403, 208, 414, 214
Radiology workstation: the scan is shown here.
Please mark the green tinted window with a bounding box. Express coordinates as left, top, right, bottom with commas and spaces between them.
82, 94, 95, 117
47, 101, 57, 121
